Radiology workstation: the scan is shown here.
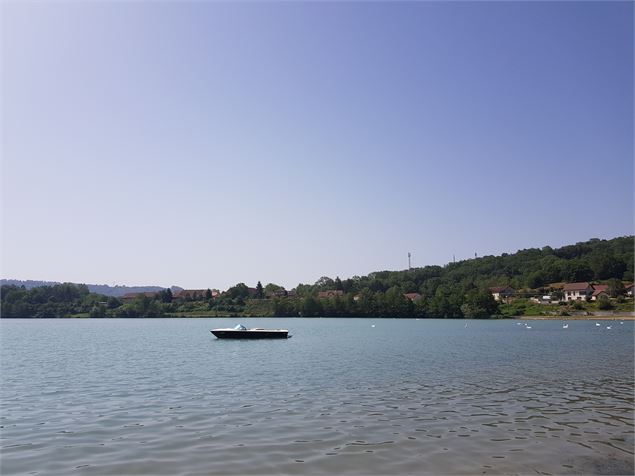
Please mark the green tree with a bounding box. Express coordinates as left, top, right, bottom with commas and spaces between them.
225, 283, 249, 300
590, 254, 626, 280
428, 284, 464, 318
564, 261, 594, 282
264, 283, 284, 294
527, 271, 547, 289
606, 278, 625, 298
301, 295, 323, 317
461, 289, 499, 318
255, 281, 264, 299
355, 290, 375, 317
159, 288, 173, 303
314, 276, 335, 289
597, 294, 613, 310
383, 286, 413, 317
89, 304, 107, 318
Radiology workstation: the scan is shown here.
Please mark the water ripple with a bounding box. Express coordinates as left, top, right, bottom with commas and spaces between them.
1, 318, 633, 475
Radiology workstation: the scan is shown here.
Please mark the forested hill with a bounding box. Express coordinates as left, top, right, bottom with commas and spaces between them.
265, 235, 633, 318
301, 235, 634, 296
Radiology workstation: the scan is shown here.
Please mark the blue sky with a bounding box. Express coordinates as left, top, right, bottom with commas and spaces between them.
2, 1, 633, 290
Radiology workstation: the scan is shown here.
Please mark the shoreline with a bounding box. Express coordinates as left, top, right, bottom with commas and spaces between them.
515, 315, 634, 320
2, 314, 634, 320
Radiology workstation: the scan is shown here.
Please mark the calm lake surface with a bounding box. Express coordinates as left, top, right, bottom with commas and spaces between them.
1, 318, 633, 475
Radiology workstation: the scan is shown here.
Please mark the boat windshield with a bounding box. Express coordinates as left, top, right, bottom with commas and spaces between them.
233, 324, 247, 330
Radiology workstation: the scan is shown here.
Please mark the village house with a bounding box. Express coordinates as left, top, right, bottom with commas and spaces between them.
562, 282, 593, 301
173, 289, 219, 300
590, 284, 610, 301
318, 290, 344, 299
403, 293, 422, 302
624, 283, 634, 297
488, 286, 515, 302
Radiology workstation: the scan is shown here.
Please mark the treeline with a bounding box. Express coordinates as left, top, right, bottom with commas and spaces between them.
0, 284, 165, 318
0, 279, 175, 297
1, 236, 632, 318
293, 236, 633, 298
271, 287, 498, 318
1, 283, 117, 318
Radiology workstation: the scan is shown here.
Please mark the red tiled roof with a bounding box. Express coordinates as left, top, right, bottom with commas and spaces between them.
562, 282, 591, 292
488, 286, 514, 293
591, 284, 609, 297
318, 290, 344, 298
404, 293, 422, 301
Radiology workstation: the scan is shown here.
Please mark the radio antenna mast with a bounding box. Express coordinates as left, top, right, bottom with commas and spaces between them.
408, 252, 411, 270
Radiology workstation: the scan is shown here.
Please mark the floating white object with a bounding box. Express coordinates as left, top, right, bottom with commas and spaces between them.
563, 324, 568, 329
606, 326, 612, 330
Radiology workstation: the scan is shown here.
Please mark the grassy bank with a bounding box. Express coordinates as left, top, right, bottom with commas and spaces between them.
499, 298, 633, 317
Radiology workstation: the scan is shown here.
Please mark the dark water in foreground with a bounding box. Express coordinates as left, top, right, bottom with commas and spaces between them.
1, 318, 633, 475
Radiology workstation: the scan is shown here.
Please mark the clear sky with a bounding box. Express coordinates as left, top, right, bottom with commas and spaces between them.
1, 1, 633, 291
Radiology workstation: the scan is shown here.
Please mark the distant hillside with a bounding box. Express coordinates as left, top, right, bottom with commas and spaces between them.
0, 280, 183, 297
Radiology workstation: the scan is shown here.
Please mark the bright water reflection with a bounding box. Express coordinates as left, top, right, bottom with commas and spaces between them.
1, 318, 633, 475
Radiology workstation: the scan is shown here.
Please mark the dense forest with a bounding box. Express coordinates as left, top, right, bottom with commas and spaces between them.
1, 236, 633, 319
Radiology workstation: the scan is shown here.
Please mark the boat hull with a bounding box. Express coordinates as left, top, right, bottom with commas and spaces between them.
211, 329, 289, 339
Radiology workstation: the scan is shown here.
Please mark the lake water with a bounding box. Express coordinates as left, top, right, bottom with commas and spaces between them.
1, 318, 633, 475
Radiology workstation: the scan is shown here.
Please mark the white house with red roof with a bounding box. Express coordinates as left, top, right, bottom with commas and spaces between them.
563, 282, 593, 301
488, 286, 515, 302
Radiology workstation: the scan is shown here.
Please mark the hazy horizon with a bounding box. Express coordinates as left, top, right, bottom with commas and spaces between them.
2, 2, 633, 291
